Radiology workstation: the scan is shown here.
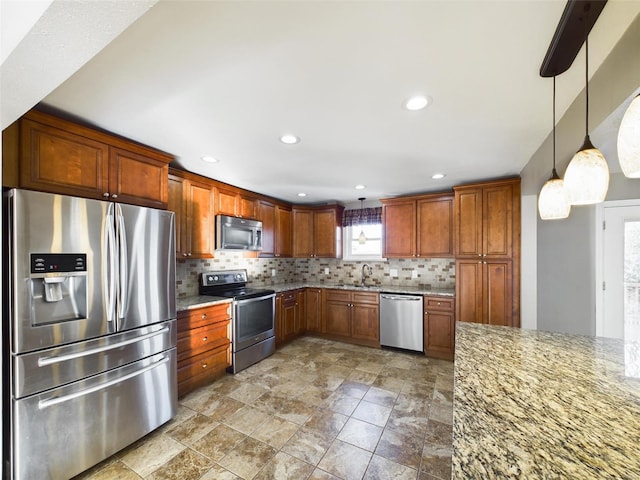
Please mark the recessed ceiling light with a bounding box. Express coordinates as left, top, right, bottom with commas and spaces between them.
432, 173, 446, 180
297, 192, 307, 197
355, 185, 366, 190
404, 95, 430, 111
201, 155, 219, 163
280, 134, 300, 144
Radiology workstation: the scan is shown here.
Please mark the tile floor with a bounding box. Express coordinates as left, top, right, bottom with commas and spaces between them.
75, 336, 454, 480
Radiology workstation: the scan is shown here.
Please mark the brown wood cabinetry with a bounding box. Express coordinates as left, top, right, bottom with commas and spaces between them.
275, 289, 305, 347
177, 303, 232, 397
215, 185, 258, 219
381, 193, 454, 258
296, 289, 306, 335
424, 295, 455, 360
4, 110, 171, 208
275, 206, 293, 257
324, 289, 379, 347
292, 205, 344, 258
168, 169, 215, 259
259, 201, 292, 258
305, 288, 323, 332
454, 178, 520, 327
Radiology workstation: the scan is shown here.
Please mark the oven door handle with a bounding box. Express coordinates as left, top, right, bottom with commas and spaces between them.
234, 293, 275, 306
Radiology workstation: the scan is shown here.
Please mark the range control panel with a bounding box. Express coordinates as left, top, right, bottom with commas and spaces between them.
201, 270, 247, 286
31, 254, 87, 274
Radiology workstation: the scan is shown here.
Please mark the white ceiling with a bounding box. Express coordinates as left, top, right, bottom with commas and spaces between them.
3, 0, 640, 205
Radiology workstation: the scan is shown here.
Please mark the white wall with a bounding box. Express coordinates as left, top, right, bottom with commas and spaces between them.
520, 195, 537, 330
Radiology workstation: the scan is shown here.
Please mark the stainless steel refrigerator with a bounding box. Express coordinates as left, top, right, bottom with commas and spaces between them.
2, 189, 177, 480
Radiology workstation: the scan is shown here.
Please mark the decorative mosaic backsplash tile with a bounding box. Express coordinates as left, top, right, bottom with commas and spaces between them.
176, 251, 455, 297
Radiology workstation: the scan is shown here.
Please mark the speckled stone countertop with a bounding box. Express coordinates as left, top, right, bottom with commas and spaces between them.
270, 282, 455, 297
176, 295, 231, 312
453, 322, 640, 479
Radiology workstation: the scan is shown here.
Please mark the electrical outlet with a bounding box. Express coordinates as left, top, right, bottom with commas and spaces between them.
324, 267, 330, 275
390, 268, 398, 277
271, 269, 276, 277
411, 270, 418, 279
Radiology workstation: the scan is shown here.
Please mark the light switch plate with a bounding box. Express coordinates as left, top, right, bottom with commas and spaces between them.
390, 268, 398, 277
411, 270, 418, 279
324, 267, 330, 275
271, 269, 276, 277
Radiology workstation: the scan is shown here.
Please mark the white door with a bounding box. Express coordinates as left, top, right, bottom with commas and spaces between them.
599, 202, 640, 340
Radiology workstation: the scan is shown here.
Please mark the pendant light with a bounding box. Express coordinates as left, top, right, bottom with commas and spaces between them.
617, 93, 640, 178
358, 198, 367, 245
563, 19, 609, 205
539, 76, 571, 220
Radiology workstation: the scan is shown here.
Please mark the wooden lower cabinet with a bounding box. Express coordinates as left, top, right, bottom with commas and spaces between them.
276, 289, 306, 347
455, 259, 513, 327
177, 303, 232, 397
324, 290, 379, 347
305, 288, 322, 332
424, 296, 455, 360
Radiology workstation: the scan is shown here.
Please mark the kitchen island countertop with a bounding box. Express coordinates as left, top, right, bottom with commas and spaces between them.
453, 322, 640, 479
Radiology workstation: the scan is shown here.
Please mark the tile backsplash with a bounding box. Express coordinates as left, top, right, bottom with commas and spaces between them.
177, 251, 455, 297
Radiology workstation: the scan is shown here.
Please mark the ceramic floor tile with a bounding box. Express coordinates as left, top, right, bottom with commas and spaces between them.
336, 417, 383, 452
363, 454, 418, 480
386, 408, 430, 438
303, 409, 348, 437
420, 444, 453, 479
424, 419, 453, 446
145, 448, 211, 480
227, 382, 270, 404
352, 400, 392, 427
179, 388, 222, 413
323, 391, 361, 416
120, 433, 185, 478
334, 381, 370, 399
253, 451, 315, 480
199, 464, 240, 479
428, 403, 453, 425
348, 369, 379, 385
223, 405, 271, 435
201, 395, 245, 421
371, 375, 405, 393
362, 386, 398, 408
249, 415, 300, 449
316, 439, 372, 480
309, 468, 342, 479
394, 393, 432, 416
375, 427, 424, 470
311, 373, 345, 391
165, 413, 219, 445
157, 405, 197, 434
217, 437, 277, 480
74, 460, 140, 480
274, 397, 317, 425
281, 427, 335, 465
400, 381, 435, 398
296, 385, 336, 407
210, 376, 244, 395
190, 424, 246, 462
251, 390, 291, 415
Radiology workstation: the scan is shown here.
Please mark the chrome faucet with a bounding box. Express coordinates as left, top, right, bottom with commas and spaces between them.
361, 264, 372, 286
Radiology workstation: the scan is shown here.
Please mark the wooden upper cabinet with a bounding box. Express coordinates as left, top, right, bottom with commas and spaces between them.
168, 170, 215, 259
215, 186, 238, 216
292, 205, 343, 258
258, 200, 276, 257
239, 194, 258, 219
275, 206, 293, 257
382, 193, 453, 258
12, 110, 172, 208
454, 178, 518, 259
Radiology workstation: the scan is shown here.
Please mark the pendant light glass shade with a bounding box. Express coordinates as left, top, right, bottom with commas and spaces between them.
564, 135, 609, 205
617, 94, 640, 178
357, 197, 366, 244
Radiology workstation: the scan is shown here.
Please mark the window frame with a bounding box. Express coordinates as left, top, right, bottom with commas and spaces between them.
342, 223, 385, 261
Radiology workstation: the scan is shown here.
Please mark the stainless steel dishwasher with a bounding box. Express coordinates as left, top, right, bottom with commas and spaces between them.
380, 293, 424, 352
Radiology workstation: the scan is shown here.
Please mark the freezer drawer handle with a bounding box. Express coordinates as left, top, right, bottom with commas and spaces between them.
37, 327, 170, 367
38, 354, 170, 410
381, 295, 422, 301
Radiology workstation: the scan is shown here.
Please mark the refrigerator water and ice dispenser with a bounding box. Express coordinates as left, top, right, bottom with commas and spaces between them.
29, 253, 88, 325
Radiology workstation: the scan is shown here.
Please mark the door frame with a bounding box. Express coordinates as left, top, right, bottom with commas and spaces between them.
595, 199, 640, 337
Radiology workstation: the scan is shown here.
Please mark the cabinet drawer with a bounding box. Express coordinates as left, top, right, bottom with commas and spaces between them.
177, 303, 231, 330
326, 290, 350, 302
177, 343, 230, 386
424, 296, 454, 312
177, 320, 230, 361
352, 291, 379, 305
281, 291, 297, 305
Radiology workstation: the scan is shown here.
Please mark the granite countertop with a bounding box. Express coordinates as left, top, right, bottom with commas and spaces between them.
176, 295, 231, 312
453, 322, 640, 479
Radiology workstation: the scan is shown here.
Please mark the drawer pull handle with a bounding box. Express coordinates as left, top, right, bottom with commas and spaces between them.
202, 363, 208, 369
201, 314, 207, 319
203, 336, 208, 342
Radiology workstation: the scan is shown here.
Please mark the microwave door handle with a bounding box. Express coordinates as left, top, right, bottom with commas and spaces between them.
105, 204, 117, 325
116, 204, 128, 326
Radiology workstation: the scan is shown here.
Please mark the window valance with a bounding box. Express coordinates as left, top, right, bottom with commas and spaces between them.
342, 207, 382, 227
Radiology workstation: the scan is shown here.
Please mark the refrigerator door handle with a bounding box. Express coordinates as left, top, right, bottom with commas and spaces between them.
116, 203, 128, 324
105, 204, 117, 323
38, 354, 170, 409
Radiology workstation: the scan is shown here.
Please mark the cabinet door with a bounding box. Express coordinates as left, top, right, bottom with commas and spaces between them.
382, 200, 416, 258
258, 200, 276, 257
296, 290, 306, 334
293, 208, 314, 257
483, 184, 513, 258
305, 288, 322, 332
216, 186, 238, 216
275, 294, 284, 346
455, 260, 483, 323
325, 300, 351, 337
187, 180, 215, 258
424, 311, 454, 360
20, 118, 109, 200
314, 208, 338, 258
351, 303, 379, 343
275, 206, 292, 257
417, 195, 454, 257
484, 260, 513, 326
109, 147, 168, 209
168, 174, 186, 256
239, 194, 258, 219
282, 300, 297, 343
454, 188, 483, 257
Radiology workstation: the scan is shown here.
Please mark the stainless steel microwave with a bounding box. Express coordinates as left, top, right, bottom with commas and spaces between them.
216, 215, 263, 251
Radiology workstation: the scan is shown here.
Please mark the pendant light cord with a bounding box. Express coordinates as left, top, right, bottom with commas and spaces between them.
584, 14, 589, 137
553, 75, 556, 173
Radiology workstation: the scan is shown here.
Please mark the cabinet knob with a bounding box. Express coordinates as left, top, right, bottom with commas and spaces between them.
202, 363, 208, 369
478, 261, 482, 264
478, 254, 482, 257
202, 336, 208, 342
183, 253, 188, 257
416, 254, 420, 257
187, 253, 192, 257
111, 194, 118, 199
201, 313, 207, 319
103, 192, 110, 197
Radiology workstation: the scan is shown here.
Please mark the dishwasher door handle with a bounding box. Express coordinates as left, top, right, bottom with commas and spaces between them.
381, 295, 422, 301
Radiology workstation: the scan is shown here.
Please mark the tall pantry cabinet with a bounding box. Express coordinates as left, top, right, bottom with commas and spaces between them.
454, 178, 520, 328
